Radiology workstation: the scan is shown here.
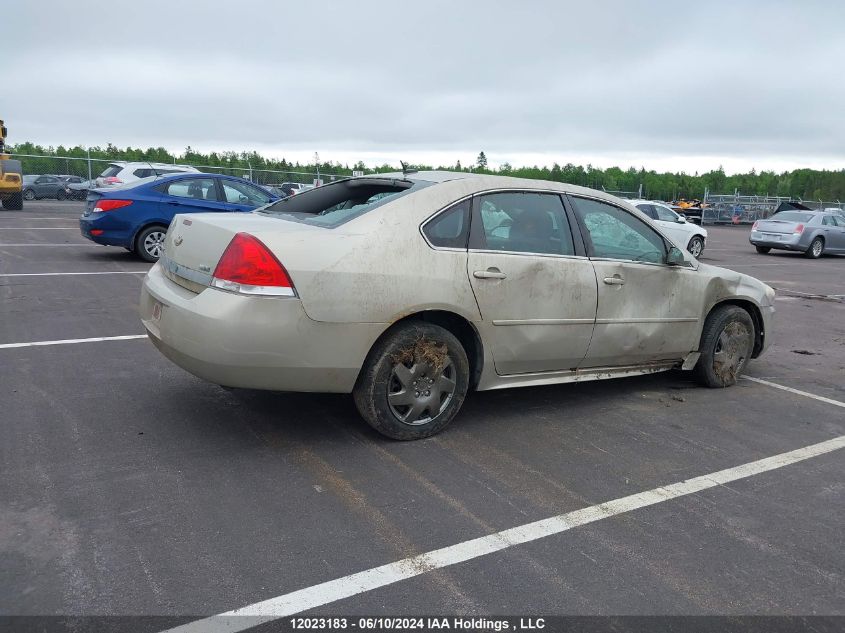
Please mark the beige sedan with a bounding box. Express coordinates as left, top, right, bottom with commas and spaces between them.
140, 172, 775, 440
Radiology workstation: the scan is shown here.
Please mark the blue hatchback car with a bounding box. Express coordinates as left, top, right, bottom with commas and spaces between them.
79, 173, 281, 261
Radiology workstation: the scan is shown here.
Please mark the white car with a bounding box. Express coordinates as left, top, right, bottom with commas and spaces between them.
95, 162, 199, 188
629, 199, 708, 258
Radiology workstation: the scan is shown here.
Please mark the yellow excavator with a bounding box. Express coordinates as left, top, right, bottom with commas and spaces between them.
0, 119, 24, 209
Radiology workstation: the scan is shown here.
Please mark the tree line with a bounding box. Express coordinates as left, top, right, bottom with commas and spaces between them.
8, 141, 845, 202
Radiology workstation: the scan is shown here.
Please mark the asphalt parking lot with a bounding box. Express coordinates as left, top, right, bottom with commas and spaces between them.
1, 202, 843, 627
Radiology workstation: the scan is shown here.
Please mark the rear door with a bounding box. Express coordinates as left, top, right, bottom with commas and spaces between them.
466, 191, 597, 375
568, 195, 705, 367
159, 177, 229, 220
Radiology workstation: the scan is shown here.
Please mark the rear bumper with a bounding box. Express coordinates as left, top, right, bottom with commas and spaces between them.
749, 231, 806, 251
79, 214, 133, 248
140, 263, 386, 393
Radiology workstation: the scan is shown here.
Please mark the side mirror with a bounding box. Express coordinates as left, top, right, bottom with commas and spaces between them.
675, 216, 686, 223
666, 246, 686, 266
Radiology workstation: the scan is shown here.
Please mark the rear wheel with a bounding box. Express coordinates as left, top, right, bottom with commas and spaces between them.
134, 225, 168, 262
23, 189, 36, 201
694, 305, 755, 388
353, 322, 469, 440
56, 189, 66, 200
805, 237, 824, 259
687, 235, 705, 258
1, 192, 23, 210
755, 246, 771, 254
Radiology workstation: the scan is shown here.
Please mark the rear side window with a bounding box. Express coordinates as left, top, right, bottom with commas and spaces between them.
635, 203, 657, 219
423, 199, 470, 248
261, 178, 422, 227
133, 168, 153, 178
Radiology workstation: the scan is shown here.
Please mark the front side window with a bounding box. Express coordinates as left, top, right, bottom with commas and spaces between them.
571, 196, 667, 264
166, 178, 219, 201
423, 199, 470, 248
221, 180, 273, 206
473, 192, 575, 256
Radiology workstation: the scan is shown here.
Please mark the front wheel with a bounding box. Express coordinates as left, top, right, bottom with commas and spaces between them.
694, 305, 755, 388
135, 225, 168, 262
1, 192, 23, 210
805, 237, 824, 259
353, 322, 469, 440
755, 246, 771, 254
687, 235, 705, 258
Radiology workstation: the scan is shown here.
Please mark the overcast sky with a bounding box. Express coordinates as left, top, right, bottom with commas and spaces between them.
5, 1, 844, 174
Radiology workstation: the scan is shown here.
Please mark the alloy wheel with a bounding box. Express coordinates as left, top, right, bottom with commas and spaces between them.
712, 321, 751, 384
387, 357, 457, 426
144, 231, 166, 259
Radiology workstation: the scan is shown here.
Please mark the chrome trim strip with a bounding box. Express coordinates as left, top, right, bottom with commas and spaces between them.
595, 317, 699, 324
492, 318, 595, 326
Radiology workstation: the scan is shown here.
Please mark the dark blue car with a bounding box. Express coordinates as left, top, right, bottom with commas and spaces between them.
79, 173, 280, 261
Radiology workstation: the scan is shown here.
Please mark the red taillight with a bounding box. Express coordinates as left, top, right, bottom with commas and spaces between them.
793, 224, 804, 234
93, 199, 133, 212
751, 221, 759, 231
211, 232, 295, 296
104, 177, 123, 184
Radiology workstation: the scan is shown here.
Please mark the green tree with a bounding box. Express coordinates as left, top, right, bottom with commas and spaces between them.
476, 151, 487, 170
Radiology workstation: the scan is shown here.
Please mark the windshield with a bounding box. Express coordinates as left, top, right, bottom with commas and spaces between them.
258, 178, 424, 227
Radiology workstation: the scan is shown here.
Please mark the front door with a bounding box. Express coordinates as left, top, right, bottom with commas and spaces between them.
467, 191, 598, 375
568, 195, 706, 367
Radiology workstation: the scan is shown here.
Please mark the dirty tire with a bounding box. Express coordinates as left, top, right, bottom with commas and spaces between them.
687, 235, 705, 258
353, 322, 469, 440
23, 188, 36, 201
694, 305, 755, 388
804, 237, 824, 259
755, 246, 771, 254
135, 225, 168, 262
2, 191, 23, 210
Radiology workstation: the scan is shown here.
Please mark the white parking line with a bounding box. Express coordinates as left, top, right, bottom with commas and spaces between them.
744, 376, 845, 408
163, 434, 845, 633
0, 335, 147, 350
0, 227, 79, 230
0, 217, 77, 221
0, 271, 148, 277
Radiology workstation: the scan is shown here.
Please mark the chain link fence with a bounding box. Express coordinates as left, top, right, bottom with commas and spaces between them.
700, 193, 845, 225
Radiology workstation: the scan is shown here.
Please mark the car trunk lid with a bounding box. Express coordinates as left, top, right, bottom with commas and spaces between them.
161, 212, 325, 293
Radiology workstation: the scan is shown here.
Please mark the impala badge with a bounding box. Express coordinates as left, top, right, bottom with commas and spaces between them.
174, 236, 184, 246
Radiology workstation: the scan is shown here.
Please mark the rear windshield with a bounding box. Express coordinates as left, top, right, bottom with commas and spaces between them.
100, 164, 123, 177
771, 211, 814, 222
258, 178, 425, 227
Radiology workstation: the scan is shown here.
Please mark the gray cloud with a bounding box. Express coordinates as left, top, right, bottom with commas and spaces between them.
5, 0, 845, 171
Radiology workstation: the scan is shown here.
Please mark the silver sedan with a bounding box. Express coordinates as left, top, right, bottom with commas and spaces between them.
140, 172, 775, 440
750, 210, 845, 258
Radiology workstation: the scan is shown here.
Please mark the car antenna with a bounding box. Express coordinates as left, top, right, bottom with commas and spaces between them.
400, 161, 417, 176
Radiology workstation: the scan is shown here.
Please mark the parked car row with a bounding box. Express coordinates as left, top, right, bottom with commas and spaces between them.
750, 209, 845, 258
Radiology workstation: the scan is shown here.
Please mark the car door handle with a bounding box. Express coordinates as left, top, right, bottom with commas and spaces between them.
603, 275, 625, 286
473, 268, 507, 280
